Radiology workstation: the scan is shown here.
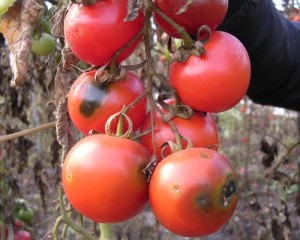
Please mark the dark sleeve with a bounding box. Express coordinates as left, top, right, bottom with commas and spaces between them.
217, 0, 300, 111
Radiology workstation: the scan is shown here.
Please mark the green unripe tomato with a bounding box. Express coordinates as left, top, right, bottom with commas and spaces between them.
0, 0, 16, 16
17, 208, 34, 224
32, 32, 56, 56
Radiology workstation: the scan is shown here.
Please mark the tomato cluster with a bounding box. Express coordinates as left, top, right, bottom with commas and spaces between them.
61, 0, 249, 238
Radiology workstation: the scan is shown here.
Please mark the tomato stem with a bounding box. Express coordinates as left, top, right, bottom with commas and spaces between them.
116, 113, 124, 137
109, 25, 144, 75
147, 0, 194, 49
99, 223, 115, 240
52, 187, 97, 240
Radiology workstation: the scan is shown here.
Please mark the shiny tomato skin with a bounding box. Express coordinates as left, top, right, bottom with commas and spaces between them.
154, 0, 228, 38
140, 102, 219, 161
169, 31, 251, 113
62, 134, 150, 223
64, 0, 144, 66
149, 148, 239, 237
68, 70, 147, 135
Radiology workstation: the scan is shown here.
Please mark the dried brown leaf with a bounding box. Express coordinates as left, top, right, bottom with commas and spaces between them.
56, 100, 77, 162
0, 0, 44, 86
54, 65, 78, 162
125, 0, 143, 22
51, 4, 67, 37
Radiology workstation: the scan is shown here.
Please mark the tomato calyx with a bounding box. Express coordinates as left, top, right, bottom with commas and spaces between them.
157, 93, 207, 122
94, 65, 127, 87
105, 111, 134, 138
95, 61, 146, 86
171, 25, 211, 63
161, 137, 193, 157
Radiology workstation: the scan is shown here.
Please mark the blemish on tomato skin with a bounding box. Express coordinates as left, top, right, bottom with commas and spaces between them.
79, 80, 108, 117
173, 185, 180, 193
222, 177, 238, 207
199, 152, 209, 158
195, 192, 211, 209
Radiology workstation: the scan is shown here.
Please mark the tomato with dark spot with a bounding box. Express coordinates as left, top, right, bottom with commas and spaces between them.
64, 0, 144, 66
153, 0, 228, 38
169, 31, 251, 112
149, 148, 239, 237
140, 99, 219, 161
62, 134, 150, 223
68, 70, 147, 135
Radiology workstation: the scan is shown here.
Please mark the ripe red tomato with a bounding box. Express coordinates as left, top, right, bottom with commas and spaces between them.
153, 0, 228, 38
140, 100, 219, 161
62, 134, 150, 223
14, 230, 32, 240
169, 31, 251, 113
64, 0, 144, 66
68, 70, 147, 135
149, 148, 239, 237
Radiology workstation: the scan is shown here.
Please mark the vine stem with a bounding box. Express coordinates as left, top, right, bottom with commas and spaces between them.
143, 3, 183, 153
52, 187, 97, 240
0, 121, 56, 143
146, 0, 194, 48
99, 223, 115, 240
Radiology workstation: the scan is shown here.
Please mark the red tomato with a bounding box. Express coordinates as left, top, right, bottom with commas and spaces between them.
14, 230, 32, 240
149, 148, 239, 237
64, 0, 144, 66
68, 70, 147, 135
153, 0, 228, 38
14, 219, 24, 229
62, 134, 150, 223
169, 31, 251, 113
140, 100, 219, 161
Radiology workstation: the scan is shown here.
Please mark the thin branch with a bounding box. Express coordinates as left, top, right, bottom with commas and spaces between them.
0, 122, 56, 143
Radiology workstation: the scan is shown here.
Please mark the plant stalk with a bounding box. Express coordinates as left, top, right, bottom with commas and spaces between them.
99, 223, 115, 240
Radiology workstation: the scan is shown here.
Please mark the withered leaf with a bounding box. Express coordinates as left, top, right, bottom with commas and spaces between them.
271, 219, 285, 240
0, 0, 44, 86
260, 138, 278, 168
54, 64, 78, 162
176, 0, 194, 15
125, 0, 143, 22
56, 100, 77, 163
51, 4, 67, 37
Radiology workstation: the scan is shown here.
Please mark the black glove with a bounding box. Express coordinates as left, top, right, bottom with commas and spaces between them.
218, 0, 300, 111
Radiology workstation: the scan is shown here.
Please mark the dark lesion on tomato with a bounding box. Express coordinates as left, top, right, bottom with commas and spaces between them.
195, 191, 212, 209
79, 80, 108, 117
222, 175, 238, 207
